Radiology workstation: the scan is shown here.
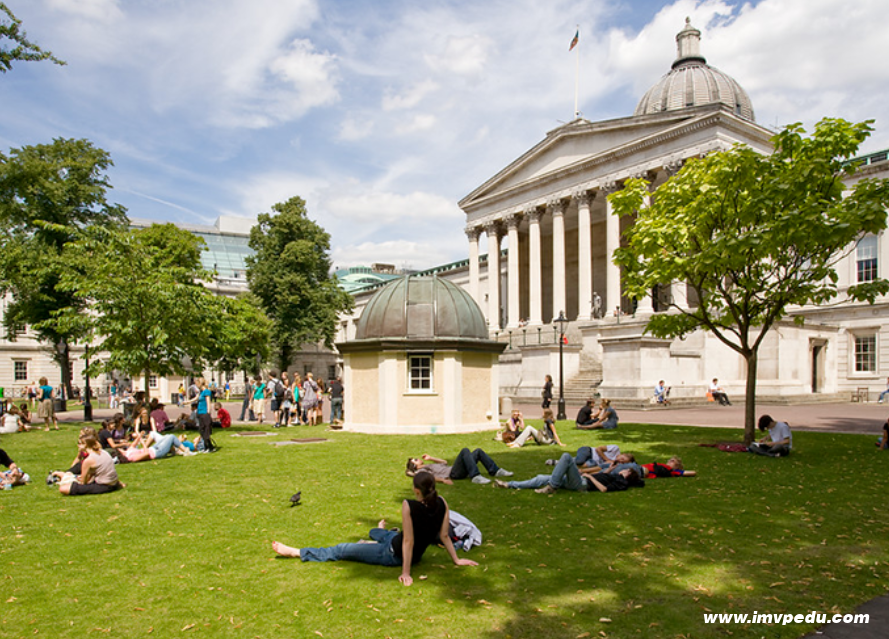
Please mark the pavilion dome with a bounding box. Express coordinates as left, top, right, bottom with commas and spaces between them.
634, 18, 755, 122
354, 276, 490, 342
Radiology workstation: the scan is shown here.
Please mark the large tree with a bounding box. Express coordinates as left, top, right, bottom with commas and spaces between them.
246, 196, 353, 370
0, 138, 127, 396
611, 118, 889, 444
209, 293, 273, 380
54, 223, 222, 396
1, 2, 65, 73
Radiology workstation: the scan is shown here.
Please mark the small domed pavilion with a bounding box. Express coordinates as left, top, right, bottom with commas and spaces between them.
337, 276, 506, 434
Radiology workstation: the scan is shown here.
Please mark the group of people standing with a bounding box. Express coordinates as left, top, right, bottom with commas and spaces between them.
239, 370, 343, 428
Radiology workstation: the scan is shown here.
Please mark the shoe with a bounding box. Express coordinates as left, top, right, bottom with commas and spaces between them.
535, 484, 557, 494
207, 447, 219, 453
495, 468, 513, 478
493, 479, 510, 489
21, 474, 30, 484
545, 459, 556, 466
471, 475, 491, 485
46, 473, 55, 486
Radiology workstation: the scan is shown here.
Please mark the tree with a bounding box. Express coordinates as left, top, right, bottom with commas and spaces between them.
209, 293, 273, 380
611, 118, 889, 444
54, 224, 222, 396
1, 2, 65, 73
0, 138, 127, 397
246, 196, 353, 370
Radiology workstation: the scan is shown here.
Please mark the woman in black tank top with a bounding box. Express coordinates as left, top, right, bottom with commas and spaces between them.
272, 472, 479, 586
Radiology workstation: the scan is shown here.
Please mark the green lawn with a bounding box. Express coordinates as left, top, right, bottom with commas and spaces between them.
1, 421, 887, 638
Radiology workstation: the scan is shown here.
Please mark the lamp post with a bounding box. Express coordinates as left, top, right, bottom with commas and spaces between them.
55, 338, 68, 413
554, 311, 569, 420
83, 344, 93, 421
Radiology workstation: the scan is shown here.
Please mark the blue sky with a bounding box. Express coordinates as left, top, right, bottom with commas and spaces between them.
2, 0, 888, 270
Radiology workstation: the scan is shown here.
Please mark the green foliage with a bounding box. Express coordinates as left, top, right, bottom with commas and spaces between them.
3, 421, 889, 638
611, 118, 889, 441
0, 2, 65, 73
246, 196, 353, 368
209, 293, 273, 376
0, 138, 126, 393
52, 224, 222, 392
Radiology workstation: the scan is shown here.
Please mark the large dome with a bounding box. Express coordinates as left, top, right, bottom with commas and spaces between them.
634, 19, 755, 122
353, 276, 491, 343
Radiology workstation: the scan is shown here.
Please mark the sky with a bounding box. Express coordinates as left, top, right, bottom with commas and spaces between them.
2, 0, 888, 271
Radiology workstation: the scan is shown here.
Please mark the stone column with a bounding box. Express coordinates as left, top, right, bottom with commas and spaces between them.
604, 183, 621, 316
527, 207, 543, 326
506, 212, 522, 328
550, 199, 566, 322
634, 190, 654, 314
485, 221, 501, 330
466, 226, 481, 305
575, 190, 594, 321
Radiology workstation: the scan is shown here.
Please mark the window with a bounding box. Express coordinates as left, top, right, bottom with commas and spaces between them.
857, 235, 878, 282
14, 361, 27, 382
854, 335, 877, 373
149, 375, 158, 389
408, 354, 433, 391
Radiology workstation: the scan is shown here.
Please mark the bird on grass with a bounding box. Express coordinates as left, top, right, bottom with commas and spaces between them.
289, 491, 301, 507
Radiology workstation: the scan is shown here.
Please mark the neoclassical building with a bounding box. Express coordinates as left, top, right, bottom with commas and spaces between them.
341, 19, 889, 406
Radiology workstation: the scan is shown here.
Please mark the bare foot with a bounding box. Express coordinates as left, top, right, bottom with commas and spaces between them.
272, 541, 300, 558
377, 519, 386, 529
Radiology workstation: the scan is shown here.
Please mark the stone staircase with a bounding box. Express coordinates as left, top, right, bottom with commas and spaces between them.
562, 365, 603, 404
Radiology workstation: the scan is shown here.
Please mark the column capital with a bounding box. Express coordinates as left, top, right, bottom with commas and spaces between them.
547, 198, 566, 217
505, 211, 523, 230
525, 206, 544, 224
484, 220, 501, 236
572, 189, 595, 208
664, 158, 685, 176
464, 225, 482, 241
602, 180, 620, 195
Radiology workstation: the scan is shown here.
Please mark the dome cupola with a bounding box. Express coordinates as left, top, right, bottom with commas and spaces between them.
634, 18, 755, 121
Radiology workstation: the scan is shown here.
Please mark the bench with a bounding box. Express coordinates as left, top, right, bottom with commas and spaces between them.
851, 387, 869, 403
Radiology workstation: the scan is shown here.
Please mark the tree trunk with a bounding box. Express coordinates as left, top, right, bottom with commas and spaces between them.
743, 350, 758, 445
144, 367, 151, 399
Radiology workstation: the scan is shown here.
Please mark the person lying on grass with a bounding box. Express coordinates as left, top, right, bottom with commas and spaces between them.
586, 453, 643, 476
0, 463, 29, 489
121, 430, 195, 462
56, 433, 124, 496
272, 471, 479, 586
640, 457, 697, 478
494, 452, 642, 494
405, 448, 513, 485
545, 444, 620, 468
507, 408, 565, 448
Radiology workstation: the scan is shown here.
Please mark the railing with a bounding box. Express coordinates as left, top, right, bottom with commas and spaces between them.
493, 325, 563, 349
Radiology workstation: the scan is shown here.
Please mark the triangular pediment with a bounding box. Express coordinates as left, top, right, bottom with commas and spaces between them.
459, 105, 771, 215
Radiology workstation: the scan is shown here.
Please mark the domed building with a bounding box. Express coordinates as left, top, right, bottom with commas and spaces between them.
337, 276, 505, 433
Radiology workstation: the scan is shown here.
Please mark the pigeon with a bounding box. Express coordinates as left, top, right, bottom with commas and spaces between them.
289, 491, 301, 507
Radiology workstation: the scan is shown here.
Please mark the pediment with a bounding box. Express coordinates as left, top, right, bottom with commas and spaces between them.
459, 106, 771, 215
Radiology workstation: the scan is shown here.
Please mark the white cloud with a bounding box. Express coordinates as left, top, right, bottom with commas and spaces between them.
331, 239, 460, 271
325, 189, 461, 226
395, 113, 437, 135
46, 0, 122, 22
381, 79, 439, 111
339, 117, 374, 141
424, 34, 492, 77
268, 38, 340, 113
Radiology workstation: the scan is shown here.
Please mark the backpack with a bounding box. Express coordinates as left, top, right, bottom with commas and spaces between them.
273, 379, 285, 400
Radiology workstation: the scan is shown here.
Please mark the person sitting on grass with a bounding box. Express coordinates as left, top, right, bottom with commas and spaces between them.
575, 399, 596, 428
494, 451, 641, 494
640, 457, 697, 478
121, 430, 195, 462
405, 449, 513, 485
18, 403, 32, 430
1, 463, 29, 490
507, 408, 565, 448
211, 402, 231, 429
577, 399, 619, 430
0, 405, 22, 434
748, 415, 792, 457
878, 419, 889, 450
271, 471, 478, 586
149, 400, 171, 432
56, 433, 124, 496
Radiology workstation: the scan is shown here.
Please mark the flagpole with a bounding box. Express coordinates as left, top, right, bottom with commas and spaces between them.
573, 25, 580, 119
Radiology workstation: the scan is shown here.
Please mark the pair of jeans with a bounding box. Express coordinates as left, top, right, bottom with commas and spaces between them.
300, 528, 400, 565
330, 397, 344, 422
239, 394, 255, 421
150, 434, 184, 458
449, 448, 499, 480
512, 426, 552, 447
508, 453, 589, 491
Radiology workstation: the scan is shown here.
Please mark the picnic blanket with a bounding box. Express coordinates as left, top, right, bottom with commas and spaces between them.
699, 442, 749, 453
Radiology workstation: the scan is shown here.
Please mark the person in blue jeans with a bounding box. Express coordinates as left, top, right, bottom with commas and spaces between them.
404, 448, 513, 485
122, 431, 195, 462
271, 471, 478, 586
183, 377, 215, 453
879, 377, 889, 403
494, 452, 640, 494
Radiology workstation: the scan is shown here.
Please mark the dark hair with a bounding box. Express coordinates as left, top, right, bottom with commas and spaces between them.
758, 415, 773, 431
405, 458, 420, 475
502, 430, 517, 444
413, 471, 438, 509
625, 469, 642, 486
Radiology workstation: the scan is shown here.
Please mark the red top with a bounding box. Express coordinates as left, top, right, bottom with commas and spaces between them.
217, 408, 231, 428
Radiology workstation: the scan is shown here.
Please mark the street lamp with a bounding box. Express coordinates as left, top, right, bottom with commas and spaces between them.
83, 344, 93, 421
554, 311, 569, 420
55, 338, 67, 412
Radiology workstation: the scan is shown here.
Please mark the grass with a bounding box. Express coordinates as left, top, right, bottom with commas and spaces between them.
1, 419, 888, 639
